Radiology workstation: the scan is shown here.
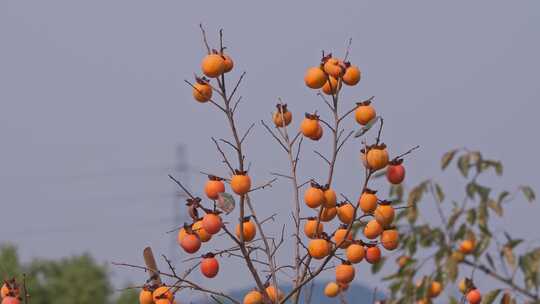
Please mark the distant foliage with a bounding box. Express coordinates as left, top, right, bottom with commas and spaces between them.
374, 149, 538, 303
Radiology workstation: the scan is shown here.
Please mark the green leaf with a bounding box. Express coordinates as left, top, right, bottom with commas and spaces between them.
407, 234, 418, 255
493, 161, 503, 176
447, 206, 463, 229
466, 208, 477, 225
441, 149, 458, 170
446, 258, 458, 282
498, 191, 510, 204
466, 182, 476, 199
520, 185, 536, 202
371, 256, 386, 274
486, 253, 496, 271
372, 169, 387, 179
458, 154, 470, 177
480, 289, 501, 304
487, 199, 503, 217
434, 183, 445, 203
390, 184, 404, 200
354, 116, 380, 137
479, 223, 492, 237
506, 239, 523, 250
502, 246, 516, 270
216, 192, 236, 214
448, 296, 460, 304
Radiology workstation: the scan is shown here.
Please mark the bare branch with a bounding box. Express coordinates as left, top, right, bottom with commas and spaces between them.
199, 23, 211, 54
228, 71, 247, 102
211, 137, 235, 173
313, 150, 331, 165
261, 120, 289, 153
168, 174, 195, 199
240, 123, 256, 144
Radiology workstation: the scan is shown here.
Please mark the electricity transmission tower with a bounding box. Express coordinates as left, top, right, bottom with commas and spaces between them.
169, 144, 190, 263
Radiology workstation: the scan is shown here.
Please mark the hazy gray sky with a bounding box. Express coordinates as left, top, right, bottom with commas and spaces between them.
1, 0, 539, 300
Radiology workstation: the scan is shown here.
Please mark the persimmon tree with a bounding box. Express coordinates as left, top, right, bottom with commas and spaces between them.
115, 25, 419, 304
373, 149, 538, 304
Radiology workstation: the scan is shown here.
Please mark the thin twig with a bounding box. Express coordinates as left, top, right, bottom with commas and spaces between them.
261, 120, 289, 153
240, 123, 256, 144
168, 174, 195, 199
313, 150, 331, 165
199, 23, 211, 54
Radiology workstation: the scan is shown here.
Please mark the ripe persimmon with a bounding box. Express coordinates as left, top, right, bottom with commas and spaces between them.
397, 255, 411, 268
334, 226, 353, 248
322, 76, 341, 95
139, 287, 153, 304
236, 218, 257, 242
337, 203, 355, 224
324, 282, 340, 298
243, 290, 262, 304
177, 227, 188, 244
180, 233, 201, 254
320, 207, 337, 222
265, 285, 283, 303
201, 53, 225, 78
152, 286, 173, 302
365, 246, 381, 264
346, 243, 365, 264
308, 238, 331, 259
300, 114, 320, 138
222, 54, 234, 73
204, 176, 225, 200
0, 283, 16, 299
304, 66, 327, 89
193, 78, 213, 103
342, 64, 361, 86
273, 104, 292, 127
202, 213, 222, 235
231, 171, 251, 195
335, 262, 355, 284
322, 186, 337, 208
366, 144, 389, 171
364, 219, 383, 239
192, 220, 212, 242
428, 281, 443, 298
466, 289, 482, 304
359, 189, 378, 213
354, 101, 376, 125
304, 184, 325, 208
304, 217, 323, 239
323, 57, 344, 78
374, 202, 395, 227
200, 253, 219, 278
309, 124, 323, 141
1, 297, 20, 304
459, 240, 475, 254
387, 159, 405, 184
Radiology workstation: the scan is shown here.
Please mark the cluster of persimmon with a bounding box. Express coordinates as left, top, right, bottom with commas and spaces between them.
191, 49, 233, 103
291, 54, 405, 298
458, 278, 482, 304
167, 38, 414, 303
139, 284, 178, 304
1, 279, 21, 304
139, 171, 258, 303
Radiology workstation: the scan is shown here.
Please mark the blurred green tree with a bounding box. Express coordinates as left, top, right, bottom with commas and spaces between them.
0, 243, 131, 304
